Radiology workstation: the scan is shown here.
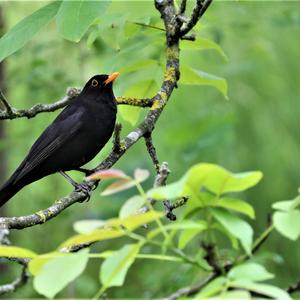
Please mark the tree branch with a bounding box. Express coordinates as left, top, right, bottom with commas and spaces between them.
179, 0, 187, 14
180, 0, 213, 37
0, 89, 152, 121
0, 264, 29, 295
144, 133, 160, 172
0, 90, 13, 115
0, 88, 80, 120
0, 230, 30, 295
112, 123, 122, 153
164, 273, 217, 300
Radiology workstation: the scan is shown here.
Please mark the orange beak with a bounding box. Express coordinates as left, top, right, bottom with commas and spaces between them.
104, 72, 119, 85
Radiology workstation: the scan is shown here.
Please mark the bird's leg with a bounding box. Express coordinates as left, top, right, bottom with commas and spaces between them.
59, 171, 91, 201
74, 167, 93, 176
73, 168, 99, 191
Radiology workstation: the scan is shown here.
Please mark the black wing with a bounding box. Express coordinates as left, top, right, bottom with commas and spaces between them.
13, 108, 83, 182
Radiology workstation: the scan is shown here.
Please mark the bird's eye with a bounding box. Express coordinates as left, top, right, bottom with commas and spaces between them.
91, 79, 98, 87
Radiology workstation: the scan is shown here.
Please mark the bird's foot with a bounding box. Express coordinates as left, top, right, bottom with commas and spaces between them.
92, 181, 99, 191
75, 182, 91, 202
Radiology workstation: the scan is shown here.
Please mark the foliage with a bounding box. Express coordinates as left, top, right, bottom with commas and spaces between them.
0, 0, 227, 126
1, 164, 298, 298
0, 0, 300, 299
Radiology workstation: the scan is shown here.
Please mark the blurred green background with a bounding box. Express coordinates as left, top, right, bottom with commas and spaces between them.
0, 1, 299, 298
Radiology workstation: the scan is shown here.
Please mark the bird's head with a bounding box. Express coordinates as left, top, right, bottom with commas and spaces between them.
82, 72, 119, 96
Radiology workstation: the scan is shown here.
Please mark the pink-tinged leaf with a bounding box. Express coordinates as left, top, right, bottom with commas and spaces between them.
134, 168, 150, 183
101, 179, 136, 196
86, 169, 127, 181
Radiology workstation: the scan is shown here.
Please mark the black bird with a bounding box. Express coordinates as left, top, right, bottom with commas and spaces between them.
0, 72, 119, 207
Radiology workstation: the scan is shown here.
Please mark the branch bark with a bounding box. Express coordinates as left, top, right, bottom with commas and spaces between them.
180, 0, 213, 37
0, 89, 152, 120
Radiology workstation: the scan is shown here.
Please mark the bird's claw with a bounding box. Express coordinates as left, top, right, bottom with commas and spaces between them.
92, 181, 99, 191
75, 182, 91, 202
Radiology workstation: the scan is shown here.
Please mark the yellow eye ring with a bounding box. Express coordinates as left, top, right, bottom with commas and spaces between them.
91, 79, 98, 87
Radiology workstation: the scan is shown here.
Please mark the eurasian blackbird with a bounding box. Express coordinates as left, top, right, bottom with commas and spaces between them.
0, 72, 119, 207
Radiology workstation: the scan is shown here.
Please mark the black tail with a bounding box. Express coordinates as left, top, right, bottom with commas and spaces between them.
0, 180, 24, 207
0, 163, 29, 206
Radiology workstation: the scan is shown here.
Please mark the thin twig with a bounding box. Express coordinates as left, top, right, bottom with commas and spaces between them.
181, 34, 196, 41
164, 273, 217, 300
179, 0, 187, 14
0, 265, 29, 295
0, 88, 80, 120
180, 0, 213, 37
0, 90, 13, 115
0, 230, 30, 295
138, 162, 171, 215
286, 280, 300, 294
131, 21, 165, 32
144, 132, 160, 172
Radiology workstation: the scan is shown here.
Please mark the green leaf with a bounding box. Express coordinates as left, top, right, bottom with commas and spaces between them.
229, 280, 292, 300
56, 0, 111, 42
178, 229, 203, 249
0, 2, 61, 62
33, 249, 89, 298
181, 37, 228, 61
228, 263, 274, 282
62, 211, 162, 248
273, 210, 300, 240
98, 14, 126, 50
195, 276, 227, 298
180, 65, 228, 99
272, 195, 300, 211
148, 220, 207, 240
186, 193, 255, 219
29, 252, 60, 276
214, 290, 251, 299
119, 195, 145, 219
100, 244, 140, 289
108, 211, 163, 231
211, 208, 253, 255
73, 220, 105, 234
119, 59, 158, 75
0, 246, 37, 258
212, 223, 239, 250
213, 198, 255, 219
147, 176, 187, 200
61, 228, 124, 248
185, 163, 262, 196
86, 28, 99, 48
